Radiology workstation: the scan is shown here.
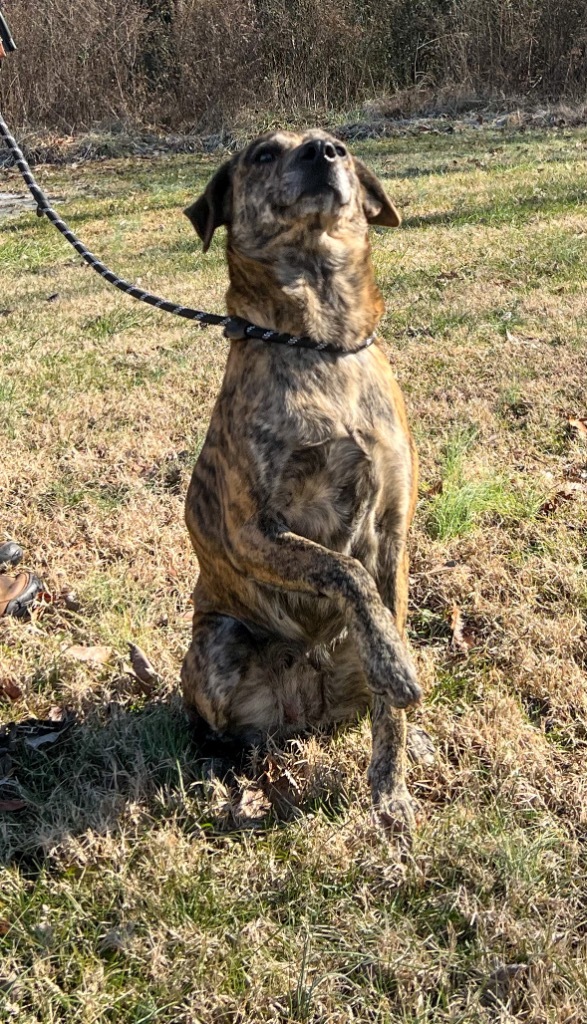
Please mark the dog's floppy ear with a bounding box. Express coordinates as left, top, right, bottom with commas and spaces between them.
354, 159, 401, 228
184, 158, 234, 252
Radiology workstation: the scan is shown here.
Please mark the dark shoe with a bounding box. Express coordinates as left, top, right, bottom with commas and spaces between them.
0, 542, 23, 568
0, 573, 44, 618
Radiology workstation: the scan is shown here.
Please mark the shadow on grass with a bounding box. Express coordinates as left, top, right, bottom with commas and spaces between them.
402, 180, 587, 229
1, 698, 349, 875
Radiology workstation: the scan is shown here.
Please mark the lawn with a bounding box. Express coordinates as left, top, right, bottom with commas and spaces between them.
1, 123, 586, 1023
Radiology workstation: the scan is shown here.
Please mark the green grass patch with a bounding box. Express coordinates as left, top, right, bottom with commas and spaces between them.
425, 426, 545, 539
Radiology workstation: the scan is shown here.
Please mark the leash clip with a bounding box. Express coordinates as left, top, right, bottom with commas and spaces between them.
0, 8, 16, 61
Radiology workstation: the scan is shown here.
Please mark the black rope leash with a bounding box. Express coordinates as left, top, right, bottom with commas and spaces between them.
0, 15, 375, 356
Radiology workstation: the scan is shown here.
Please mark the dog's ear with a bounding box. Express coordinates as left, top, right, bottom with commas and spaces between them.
354, 159, 401, 228
184, 158, 234, 252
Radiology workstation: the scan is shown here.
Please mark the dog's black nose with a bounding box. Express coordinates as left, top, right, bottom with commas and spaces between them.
298, 139, 345, 164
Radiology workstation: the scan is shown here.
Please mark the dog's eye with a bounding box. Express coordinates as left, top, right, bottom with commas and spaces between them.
255, 149, 276, 165
334, 144, 347, 157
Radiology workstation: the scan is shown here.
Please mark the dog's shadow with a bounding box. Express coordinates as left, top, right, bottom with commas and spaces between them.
2, 697, 355, 876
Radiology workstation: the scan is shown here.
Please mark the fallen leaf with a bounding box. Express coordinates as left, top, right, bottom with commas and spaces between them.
66, 645, 112, 665
128, 644, 161, 687
435, 269, 461, 284
424, 560, 473, 578
539, 483, 583, 516
0, 920, 10, 935
232, 785, 271, 826
0, 799, 26, 812
59, 589, 80, 612
449, 604, 475, 653
564, 463, 587, 483
48, 706, 67, 722
425, 479, 443, 497
262, 757, 304, 819
567, 416, 587, 441
0, 680, 23, 702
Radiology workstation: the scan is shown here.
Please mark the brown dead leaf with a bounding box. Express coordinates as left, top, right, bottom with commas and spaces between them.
48, 706, 67, 722
564, 463, 587, 483
425, 479, 443, 497
66, 645, 113, 665
0, 799, 26, 812
263, 756, 304, 819
435, 269, 461, 284
0, 920, 10, 935
567, 416, 587, 441
0, 680, 23, 702
539, 483, 583, 516
58, 589, 81, 612
449, 604, 475, 653
128, 644, 161, 688
232, 785, 271, 826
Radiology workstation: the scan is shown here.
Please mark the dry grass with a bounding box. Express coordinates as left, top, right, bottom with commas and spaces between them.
1, 124, 586, 1022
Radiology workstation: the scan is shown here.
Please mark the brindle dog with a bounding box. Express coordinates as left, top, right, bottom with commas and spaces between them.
181, 129, 422, 834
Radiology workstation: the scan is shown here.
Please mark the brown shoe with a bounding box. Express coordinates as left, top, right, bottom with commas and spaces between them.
0, 573, 44, 618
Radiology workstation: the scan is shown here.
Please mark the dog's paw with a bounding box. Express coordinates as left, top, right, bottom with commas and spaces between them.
371, 788, 417, 845
360, 607, 422, 709
369, 642, 422, 709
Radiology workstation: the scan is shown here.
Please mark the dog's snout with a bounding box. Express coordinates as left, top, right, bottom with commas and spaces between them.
298, 139, 345, 165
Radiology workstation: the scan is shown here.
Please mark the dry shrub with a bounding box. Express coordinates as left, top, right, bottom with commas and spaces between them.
3, 0, 587, 131
156, 0, 261, 128
0, 0, 148, 129
435, 0, 587, 98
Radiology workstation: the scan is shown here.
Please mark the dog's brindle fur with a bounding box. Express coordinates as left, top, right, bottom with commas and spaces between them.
181, 129, 422, 832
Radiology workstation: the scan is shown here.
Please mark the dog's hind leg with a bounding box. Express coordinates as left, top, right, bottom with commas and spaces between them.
181, 611, 325, 749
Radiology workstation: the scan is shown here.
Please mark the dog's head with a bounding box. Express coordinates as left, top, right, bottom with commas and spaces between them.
184, 129, 400, 257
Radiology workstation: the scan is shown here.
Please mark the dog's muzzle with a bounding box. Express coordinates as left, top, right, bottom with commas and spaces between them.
293, 138, 351, 206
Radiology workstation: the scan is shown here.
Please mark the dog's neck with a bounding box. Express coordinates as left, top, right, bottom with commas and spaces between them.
225, 229, 384, 350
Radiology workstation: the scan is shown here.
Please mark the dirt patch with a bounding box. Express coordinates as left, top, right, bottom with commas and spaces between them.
0, 191, 35, 218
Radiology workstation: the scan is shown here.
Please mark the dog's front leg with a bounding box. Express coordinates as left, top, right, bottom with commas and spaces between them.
368, 697, 416, 838
231, 519, 421, 711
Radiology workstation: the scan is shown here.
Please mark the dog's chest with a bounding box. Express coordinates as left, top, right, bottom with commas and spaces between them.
271, 433, 377, 554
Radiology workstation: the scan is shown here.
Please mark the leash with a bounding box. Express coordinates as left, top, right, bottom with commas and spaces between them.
0, 14, 375, 357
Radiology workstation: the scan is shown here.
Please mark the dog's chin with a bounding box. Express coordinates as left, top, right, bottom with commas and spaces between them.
294, 183, 351, 222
